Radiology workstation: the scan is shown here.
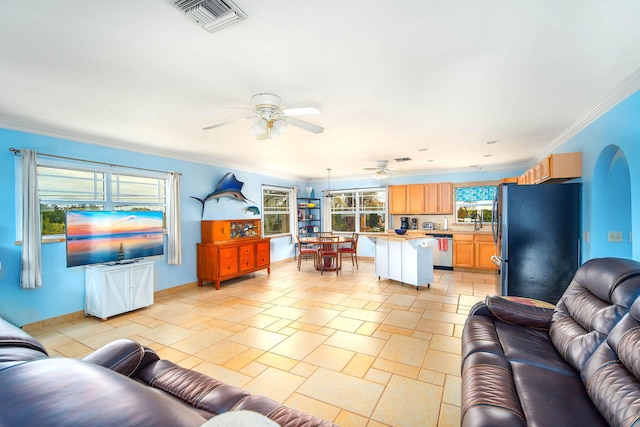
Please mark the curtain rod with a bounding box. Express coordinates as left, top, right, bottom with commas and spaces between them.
9, 147, 181, 176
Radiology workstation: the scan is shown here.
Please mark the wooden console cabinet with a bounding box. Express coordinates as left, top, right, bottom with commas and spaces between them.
197, 219, 271, 289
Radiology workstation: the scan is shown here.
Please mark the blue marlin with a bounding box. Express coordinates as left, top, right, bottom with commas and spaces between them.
191, 172, 255, 215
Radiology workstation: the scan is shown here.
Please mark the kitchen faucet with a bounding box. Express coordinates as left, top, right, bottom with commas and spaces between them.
474, 213, 483, 231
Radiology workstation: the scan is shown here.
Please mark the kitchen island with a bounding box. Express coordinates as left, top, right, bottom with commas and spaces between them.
365, 234, 437, 289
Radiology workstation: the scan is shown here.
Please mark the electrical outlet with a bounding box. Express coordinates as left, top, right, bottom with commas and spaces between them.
608, 231, 623, 243
583, 231, 590, 242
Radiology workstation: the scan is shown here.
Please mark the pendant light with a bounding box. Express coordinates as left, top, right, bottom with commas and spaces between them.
325, 168, 332, 198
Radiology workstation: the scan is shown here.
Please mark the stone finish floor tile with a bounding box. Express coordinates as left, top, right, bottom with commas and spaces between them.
372, 375, 442, 427
29, 259, 498, 426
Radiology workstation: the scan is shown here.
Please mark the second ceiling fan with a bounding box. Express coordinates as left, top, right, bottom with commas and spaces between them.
203, 93, 324, 140
363, 160, 403, 179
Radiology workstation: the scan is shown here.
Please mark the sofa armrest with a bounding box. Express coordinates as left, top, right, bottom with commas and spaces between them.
82, 338, 156, 377
476, 296, 554, 330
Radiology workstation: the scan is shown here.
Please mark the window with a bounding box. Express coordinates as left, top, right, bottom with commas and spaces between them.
262, 186, 294, 236
329, 188, 386, 233
455, 185, 497, 224
38, 163, 167, 237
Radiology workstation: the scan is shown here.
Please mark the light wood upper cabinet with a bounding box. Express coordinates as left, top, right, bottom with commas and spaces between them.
425, 184, 438, 213
407, 184, 425, 214
390, 182, 452, 214
389, 185, 406, 214
438, 182, 453, 214
518, 152, 581, 185
425, 182, 452, 214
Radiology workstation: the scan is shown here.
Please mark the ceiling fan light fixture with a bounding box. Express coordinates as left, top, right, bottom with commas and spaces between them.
251, 118, 268, 136
375, 170, 389, 180
272, 118, 288, 136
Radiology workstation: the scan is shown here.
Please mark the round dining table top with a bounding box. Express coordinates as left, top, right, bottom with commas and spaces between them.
299, 235, 354, 244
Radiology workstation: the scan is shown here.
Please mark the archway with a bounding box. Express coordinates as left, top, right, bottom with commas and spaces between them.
591, 145, 632, 258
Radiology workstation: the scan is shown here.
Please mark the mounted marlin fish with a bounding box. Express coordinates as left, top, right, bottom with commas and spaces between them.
191, 172, 255, 216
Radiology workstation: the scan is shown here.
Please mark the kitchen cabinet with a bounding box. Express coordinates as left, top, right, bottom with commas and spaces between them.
453, 234, 497, 271
518, 152, 581, 185
407, 184, 425, 213
85, 260, 154, 320
475, 234, 497, 270
389, 182, 452, 214
297, 198, 321, 236
198, 219, 271, 289
425, 182, 452, 214
389, 185, 406, 214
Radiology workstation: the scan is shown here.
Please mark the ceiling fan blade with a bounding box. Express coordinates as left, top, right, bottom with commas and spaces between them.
203, 115, 257, 131
286, 116, 324, 134
282, 106, 320, 116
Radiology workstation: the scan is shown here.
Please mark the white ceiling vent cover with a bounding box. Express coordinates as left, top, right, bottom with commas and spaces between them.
167, 0, 247, 33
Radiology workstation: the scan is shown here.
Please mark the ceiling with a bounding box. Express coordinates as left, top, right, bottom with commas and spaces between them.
1, 1, 640, 180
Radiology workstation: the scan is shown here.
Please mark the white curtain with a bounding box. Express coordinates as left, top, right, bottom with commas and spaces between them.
21, 149, 43, 289
167, 172, 182, 265
290, 186, 298, 236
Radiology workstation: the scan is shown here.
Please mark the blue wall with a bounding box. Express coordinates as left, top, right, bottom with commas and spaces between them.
1, 89, 638, 325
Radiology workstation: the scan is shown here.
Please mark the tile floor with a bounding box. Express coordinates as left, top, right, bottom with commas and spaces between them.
27, 258, 499, 427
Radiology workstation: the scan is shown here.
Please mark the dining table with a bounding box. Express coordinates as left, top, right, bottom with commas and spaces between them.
299, 235, 354, 271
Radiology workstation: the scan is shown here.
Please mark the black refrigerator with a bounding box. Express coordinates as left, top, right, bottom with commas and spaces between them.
493, 183, 581, 304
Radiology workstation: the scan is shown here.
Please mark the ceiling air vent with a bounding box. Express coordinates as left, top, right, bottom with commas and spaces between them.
167, 0, 247, 33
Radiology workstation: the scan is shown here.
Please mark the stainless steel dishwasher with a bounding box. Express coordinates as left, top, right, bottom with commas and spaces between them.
426, 234, 453, 270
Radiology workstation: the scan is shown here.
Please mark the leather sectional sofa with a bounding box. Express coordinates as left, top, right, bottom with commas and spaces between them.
0, 316, 336, 426
461, 257, 640, 426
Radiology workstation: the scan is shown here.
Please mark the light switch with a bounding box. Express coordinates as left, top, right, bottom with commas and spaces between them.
583, 231, 589, 242
608, 231, 623, 243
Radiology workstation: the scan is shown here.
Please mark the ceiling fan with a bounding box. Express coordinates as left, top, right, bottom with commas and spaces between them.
203, 93, 324, 140
363, 160, 402, 179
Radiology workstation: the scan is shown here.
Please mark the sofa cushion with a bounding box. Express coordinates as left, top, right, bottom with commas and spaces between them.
550, 257, 640, 373
0, 358, 206, 427
580, 298, 640, 427
0, 317, 48, 361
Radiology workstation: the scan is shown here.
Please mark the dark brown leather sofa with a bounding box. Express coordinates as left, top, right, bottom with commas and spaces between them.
461, 257, 640, 427
0, 316, 336, 427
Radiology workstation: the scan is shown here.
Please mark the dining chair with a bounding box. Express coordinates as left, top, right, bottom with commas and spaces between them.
339, 232, 359, 269
317, 235, 340, 275
296, 235, 317, 271
317, 231, 334, 238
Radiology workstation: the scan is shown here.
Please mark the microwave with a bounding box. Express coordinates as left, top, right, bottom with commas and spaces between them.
422, 222, 434, 230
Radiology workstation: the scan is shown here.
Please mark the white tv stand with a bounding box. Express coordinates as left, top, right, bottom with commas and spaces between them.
85, 260, 154, 320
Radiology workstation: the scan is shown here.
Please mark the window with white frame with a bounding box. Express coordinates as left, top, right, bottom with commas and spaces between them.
454, 185, 497, 224
328, 188, 386, 233
38, 162, 167, 236
262, 186, 294, 236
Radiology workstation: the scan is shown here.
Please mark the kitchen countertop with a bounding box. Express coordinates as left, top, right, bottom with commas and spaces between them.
386, 229, 492, 236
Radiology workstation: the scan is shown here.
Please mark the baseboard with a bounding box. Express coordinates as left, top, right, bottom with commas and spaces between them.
22, 258, 374, 331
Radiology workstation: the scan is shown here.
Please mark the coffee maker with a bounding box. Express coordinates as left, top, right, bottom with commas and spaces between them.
400, 217, 410, 229
410, 218, 418, 229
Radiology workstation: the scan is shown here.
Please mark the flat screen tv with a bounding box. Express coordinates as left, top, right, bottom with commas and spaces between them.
65, 211, 164, 268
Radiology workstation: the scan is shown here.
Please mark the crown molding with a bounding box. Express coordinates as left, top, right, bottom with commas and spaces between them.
538, 66, 640, 162
0, 115, 306, 182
